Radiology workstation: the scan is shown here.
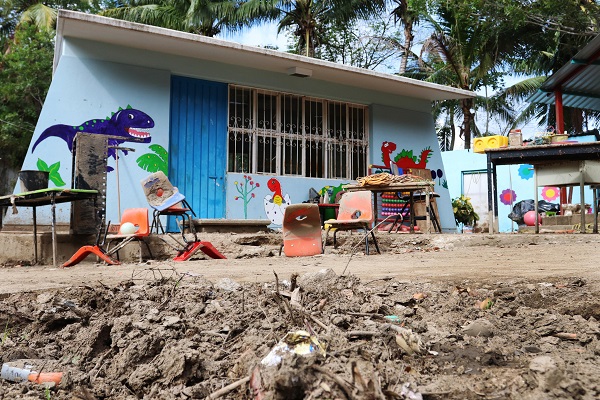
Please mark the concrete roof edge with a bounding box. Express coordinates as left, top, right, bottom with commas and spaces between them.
56, 10, 475, 100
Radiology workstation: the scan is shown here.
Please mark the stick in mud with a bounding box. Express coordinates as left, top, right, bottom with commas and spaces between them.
206, 376, 250, 399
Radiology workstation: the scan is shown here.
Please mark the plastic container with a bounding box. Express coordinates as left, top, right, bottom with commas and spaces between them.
473, 136, 509, 153
1, 362, 62, 385
18, 170, 49, 192
509, 130, 522, 147
551, 133, 569, 143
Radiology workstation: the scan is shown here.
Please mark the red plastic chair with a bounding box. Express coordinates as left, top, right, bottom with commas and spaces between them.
323, 191, 380, 255
282, 204, 323, 257
62, 208, 152, 267
105, 208, 152, 262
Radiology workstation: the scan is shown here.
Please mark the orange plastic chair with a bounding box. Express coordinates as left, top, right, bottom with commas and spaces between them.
105, 208, 153, 262
282, 204, 323, 257
62, 208, 152, 267
323, 191, 380, 255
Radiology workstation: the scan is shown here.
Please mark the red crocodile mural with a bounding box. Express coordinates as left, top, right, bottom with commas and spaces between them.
381, 141, 432, 170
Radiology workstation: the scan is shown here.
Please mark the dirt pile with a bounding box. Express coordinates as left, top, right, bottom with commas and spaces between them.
1, 265, 600, 399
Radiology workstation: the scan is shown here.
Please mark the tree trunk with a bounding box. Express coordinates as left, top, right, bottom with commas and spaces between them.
461, 98, 473, 150
449, 108, 456, 150
399, 24, 413, 74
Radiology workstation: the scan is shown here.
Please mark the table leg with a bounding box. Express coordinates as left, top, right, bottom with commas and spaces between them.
580, 176, 585, 234
487, 155, 494, 234
534, 167, 539, 234
593, 187, 598, 234
425, 192, 431, 233
373, 192, 378, 230
51, 192, 57, 267
409, 190, 415, 233
33, 206, 38, 264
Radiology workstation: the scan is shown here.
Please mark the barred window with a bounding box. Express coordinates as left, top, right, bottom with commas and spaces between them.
228, 85, 369, 179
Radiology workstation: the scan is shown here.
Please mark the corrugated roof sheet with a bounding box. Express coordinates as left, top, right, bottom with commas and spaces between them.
528, 34, 600, 111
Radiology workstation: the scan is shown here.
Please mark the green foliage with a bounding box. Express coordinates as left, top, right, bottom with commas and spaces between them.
315, 18, 400, 71
452, 195, 479, 226
238, 0, 386, 57
101, 0, 241, 37
136, 144, 169, 175
0, 23, 54, 169
36, 158, 66, 187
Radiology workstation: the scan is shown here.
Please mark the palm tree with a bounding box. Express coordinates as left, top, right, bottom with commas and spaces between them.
101, 0, 240, 37
389, 0, 425, 74
237, 0, 386, 57
418, 0, 518, 150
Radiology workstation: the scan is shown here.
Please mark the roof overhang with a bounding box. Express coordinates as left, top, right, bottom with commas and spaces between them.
55, 10, 475, 102
528, 34, 600, 111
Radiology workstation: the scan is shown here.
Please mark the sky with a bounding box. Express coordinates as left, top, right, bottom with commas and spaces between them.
218, 22, 290, 50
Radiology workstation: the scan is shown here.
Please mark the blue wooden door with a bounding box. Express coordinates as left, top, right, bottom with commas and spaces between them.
169, 76, 227, 228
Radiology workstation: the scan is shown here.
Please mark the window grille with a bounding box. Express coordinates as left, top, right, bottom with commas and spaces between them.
228, 85, 369, 179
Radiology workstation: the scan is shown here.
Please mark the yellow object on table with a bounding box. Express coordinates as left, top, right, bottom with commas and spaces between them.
474, 135, 508, 153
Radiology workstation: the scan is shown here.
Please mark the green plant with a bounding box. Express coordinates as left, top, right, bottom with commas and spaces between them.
44, 387, 52, 399
452, 195, 479, 227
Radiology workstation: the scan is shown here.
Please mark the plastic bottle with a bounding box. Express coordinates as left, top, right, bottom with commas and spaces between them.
1, 363, 62, 385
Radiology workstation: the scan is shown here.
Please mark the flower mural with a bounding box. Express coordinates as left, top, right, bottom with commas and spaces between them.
518, 164, 534, 180
500, 189, 517, 205
541, 186, 560, 201
234, 175, 260, 218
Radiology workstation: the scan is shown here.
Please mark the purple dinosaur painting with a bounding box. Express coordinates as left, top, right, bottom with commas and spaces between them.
32, 106, 154, 161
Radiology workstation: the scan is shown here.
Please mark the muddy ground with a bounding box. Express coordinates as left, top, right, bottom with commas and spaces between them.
1, 232, 599, 399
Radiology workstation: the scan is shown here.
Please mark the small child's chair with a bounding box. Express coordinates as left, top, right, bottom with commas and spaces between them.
281, 204, 323, 257
323, 191, 380, 255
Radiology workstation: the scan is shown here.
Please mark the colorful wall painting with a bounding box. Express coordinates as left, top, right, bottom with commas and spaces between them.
518, 164, 534, 180
431, 169, 448, 188
541, 186, 560, 201
136, 144, 168, 175
36, 158, 66, 187
500, 189, 517, 206
234, 175, 260, 219
31, 105, 154, 172
319, 182, 348, 203
264, 177, 291, 226
380, 141, 432, 170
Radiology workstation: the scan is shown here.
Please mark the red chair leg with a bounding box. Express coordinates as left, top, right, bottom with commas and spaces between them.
173, 241, 227, 261
61, 245, 120, 268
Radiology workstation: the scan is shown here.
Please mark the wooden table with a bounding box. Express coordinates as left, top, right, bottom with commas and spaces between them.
344, 181, 435, 233
486, 142, 600, 233
0, 188, 98, 266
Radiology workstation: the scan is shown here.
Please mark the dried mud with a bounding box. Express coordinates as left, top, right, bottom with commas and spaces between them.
0, 272, 599, 397
1, 232, 600, 399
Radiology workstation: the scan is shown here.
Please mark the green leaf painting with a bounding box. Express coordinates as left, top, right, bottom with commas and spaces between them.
36, 158, 66, 187
137, 144, 168, 175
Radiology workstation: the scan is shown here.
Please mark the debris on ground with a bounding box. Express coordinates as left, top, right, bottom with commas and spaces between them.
1, 265, 599, 399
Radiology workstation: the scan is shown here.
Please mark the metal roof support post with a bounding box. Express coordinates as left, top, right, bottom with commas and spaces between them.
554, 90, 564, 134
555, 89, 568, 211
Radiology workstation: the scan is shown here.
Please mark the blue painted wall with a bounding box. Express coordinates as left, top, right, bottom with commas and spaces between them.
370, 105, 456, 231
6, 54, 170, 226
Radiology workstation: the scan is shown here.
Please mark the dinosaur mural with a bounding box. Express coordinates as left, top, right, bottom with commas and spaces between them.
31, 106, 154, 162
380, 141, 432, 170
